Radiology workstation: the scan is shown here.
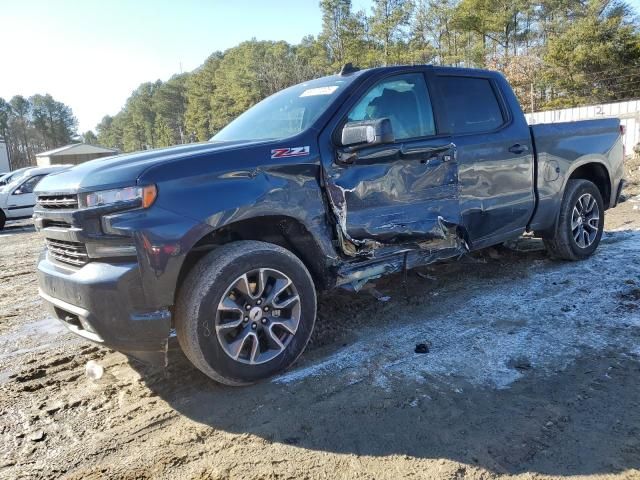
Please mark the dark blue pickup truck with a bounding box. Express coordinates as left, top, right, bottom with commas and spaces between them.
34, 65, 625, 385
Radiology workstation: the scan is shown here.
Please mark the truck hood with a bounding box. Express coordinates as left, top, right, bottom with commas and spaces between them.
34, 140, 262, 194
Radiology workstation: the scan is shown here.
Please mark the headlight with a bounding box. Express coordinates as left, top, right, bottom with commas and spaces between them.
80, 185, 157, 209
85, 243, 138, 258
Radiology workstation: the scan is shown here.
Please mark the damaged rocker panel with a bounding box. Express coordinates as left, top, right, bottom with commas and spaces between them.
323, 165, 468, 290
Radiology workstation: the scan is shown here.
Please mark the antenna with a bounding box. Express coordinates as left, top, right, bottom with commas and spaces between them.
340, 63, 359, 76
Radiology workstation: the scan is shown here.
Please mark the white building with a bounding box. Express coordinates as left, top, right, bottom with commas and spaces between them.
36, 143, 118, 167
0, 141, 9, 173
526, 99, 640, 155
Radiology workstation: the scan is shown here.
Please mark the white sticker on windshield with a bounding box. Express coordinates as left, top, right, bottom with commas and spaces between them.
299, 86, 339, 97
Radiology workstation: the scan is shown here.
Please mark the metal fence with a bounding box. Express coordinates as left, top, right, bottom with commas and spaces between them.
526, 99, 640, 155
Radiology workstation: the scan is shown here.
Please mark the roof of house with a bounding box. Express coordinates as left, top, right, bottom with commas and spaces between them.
36, 143, 118, 157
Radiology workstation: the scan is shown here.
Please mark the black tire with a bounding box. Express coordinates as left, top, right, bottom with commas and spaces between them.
544, 179, 604, 260
0, 211, 4, 231
175, 241, 317, 386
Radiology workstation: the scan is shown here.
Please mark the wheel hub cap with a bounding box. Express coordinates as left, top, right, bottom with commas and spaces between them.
249, 306, 263, 322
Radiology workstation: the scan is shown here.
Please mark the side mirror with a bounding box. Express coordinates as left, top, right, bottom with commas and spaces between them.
340, 118, 394, 149
12, 189, 22, 195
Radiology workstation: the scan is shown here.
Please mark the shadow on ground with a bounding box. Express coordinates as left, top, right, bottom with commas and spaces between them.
0, 220, 35, 235
130, 242, 640, 476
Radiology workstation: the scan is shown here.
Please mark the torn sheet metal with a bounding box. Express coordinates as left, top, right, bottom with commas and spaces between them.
322, 139, 462, 263
324, 181, 381, 256
336, 239, 468, 291
324, 178, 464, 255
335, 216, 469, 291
323, 158, 468, 290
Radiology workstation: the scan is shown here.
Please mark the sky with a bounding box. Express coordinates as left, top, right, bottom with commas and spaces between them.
0, 0, 371, 134
1, 0, 638, 134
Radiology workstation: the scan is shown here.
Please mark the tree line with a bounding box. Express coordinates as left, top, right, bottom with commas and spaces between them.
0, 95, 77, 169
3, 0, 638, 163
96, 0, 640, 153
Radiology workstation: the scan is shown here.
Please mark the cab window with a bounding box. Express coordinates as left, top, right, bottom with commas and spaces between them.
347, 73, 435, 140
436, 76, 505, 134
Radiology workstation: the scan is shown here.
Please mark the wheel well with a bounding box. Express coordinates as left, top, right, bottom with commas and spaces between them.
176, 216, 331, 302
569, 163, 611, 209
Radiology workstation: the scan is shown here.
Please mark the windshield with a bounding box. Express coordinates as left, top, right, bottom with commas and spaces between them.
0, 169, 30, 186
211, 76, 351, 142
0, 177, 24, 194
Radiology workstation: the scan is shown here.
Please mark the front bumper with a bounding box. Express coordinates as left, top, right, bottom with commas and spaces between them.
37, 252, 172, 365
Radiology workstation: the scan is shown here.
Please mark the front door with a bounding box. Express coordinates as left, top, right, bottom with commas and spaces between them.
324, 72, 460, 250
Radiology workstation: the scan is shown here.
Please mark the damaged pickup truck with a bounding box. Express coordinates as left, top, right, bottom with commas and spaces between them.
34, 65, 625, 385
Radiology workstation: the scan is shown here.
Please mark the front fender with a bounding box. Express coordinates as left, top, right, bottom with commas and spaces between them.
104, 205, 214, 308
111, 160, 336, 307
150, 155, 336, 256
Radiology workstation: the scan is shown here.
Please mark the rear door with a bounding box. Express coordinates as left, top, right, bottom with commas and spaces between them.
433, 72, 535, 247
323, 70, 460, 248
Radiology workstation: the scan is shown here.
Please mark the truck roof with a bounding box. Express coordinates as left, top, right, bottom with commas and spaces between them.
337, 64, 501, 79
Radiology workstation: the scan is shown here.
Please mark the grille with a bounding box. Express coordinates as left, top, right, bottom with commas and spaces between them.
37, 194, 79, 210
45, 239, 89, 267
43, 220, 73, 229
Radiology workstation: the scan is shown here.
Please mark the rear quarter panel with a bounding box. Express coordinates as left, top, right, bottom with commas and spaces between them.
528, 118, 623, 232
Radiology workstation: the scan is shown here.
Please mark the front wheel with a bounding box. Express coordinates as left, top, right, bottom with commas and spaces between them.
175, 241, 317, 385
544, 179, 604, 260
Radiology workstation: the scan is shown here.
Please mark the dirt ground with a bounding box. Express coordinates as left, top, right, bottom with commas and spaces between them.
1, 157, 640, 480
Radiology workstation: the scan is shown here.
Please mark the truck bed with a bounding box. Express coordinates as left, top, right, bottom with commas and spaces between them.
528, 118, 624, 232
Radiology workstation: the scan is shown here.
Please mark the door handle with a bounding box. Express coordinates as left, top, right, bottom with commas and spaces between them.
508, 144, 529, 154
400, 142, 456, 160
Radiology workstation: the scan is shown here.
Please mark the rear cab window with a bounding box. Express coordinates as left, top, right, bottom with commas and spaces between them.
435, 76, 506, 135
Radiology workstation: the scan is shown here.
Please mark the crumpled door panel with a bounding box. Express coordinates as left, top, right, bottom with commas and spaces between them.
324, 139, 465, 257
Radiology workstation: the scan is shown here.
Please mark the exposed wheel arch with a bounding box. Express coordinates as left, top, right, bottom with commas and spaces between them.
175, 215, 333, 306
568, 162, 611, 209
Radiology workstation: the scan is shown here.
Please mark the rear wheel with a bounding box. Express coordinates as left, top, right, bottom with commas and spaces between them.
544, 179, 604, 260
175, 241, 317, 385
0, 211, 5, 231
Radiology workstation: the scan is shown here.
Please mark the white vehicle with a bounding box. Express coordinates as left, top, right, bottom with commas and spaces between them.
0, 165, 71, 230
0, 167, 32, 187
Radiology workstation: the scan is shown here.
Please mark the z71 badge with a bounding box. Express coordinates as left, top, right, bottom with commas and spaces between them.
271, 146, 310, 159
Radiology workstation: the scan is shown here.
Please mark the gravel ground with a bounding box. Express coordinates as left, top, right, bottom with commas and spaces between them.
1, 159, 640, 479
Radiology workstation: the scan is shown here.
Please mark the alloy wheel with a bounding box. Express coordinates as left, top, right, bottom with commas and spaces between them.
571, 193, 600, 248
214, 268, 301, 365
